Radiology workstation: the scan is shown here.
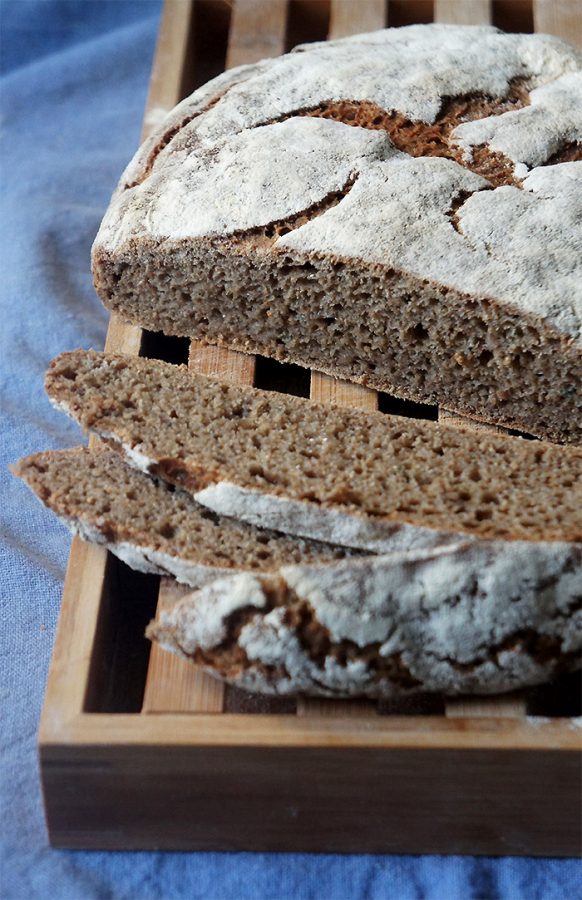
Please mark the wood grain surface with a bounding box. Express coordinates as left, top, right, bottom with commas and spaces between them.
434, 0, 491, 24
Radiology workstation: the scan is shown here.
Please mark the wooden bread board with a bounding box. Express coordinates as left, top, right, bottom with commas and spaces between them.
39, 0, 582, 855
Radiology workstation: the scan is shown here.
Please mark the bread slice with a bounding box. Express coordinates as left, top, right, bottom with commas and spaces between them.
92, 25, 582, 443
147, 540, 582, 697
45, 350, 582, 552
13, 447, 359, 587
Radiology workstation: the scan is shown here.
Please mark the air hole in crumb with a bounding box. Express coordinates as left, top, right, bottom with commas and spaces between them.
403, 323, 429, 344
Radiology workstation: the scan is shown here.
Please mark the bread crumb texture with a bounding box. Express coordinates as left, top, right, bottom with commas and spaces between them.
12, 447, 359, 586
45, 350, 582, 549
148, 541, 582, 697
92, 25, 582, 443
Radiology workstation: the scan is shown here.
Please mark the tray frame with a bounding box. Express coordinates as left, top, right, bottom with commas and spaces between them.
39, 0, 582, 855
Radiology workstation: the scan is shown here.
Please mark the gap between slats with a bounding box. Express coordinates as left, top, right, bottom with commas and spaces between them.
434, 0, 527, 721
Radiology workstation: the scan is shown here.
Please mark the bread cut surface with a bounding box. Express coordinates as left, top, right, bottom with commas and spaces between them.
92, 24, 582, 443
13, 447, 358, 587
148, 540, 582, 698
46, 350, 582, 551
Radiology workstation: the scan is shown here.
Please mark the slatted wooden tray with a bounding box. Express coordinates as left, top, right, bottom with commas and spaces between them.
39, 0, 582, 855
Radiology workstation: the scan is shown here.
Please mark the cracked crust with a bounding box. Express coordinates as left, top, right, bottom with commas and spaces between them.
92, 24, 582, 443
147, 541, 582, 698
12, 447, 360, 588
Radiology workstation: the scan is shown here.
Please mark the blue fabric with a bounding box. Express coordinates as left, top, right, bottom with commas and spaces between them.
1, 3, 581, 897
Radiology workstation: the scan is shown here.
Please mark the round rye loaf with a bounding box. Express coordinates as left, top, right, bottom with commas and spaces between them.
92, 24, 582, 442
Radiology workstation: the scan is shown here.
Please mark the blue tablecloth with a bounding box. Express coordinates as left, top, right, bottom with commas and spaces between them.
1, 3, 580, 897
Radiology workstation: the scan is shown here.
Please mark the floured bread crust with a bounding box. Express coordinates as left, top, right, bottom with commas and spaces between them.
192, 481, 466, 553
148, 541, 582, 698
92, 24, 582, 443
94, 25, 581, 343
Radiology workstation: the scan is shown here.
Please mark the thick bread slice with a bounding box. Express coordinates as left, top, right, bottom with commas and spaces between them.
147, 541, 582, 698
12, 448, 358, 587
92, 24, 582, 443
45, 350, 582, 551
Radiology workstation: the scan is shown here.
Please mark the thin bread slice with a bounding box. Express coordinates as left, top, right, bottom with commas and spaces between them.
45, 350, 582, 552
13, 448, 359, 587
147, 541, 582, 698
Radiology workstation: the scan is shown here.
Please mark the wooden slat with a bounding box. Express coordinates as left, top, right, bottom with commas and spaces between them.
143, 581, 224, 713
142, 337, 255, 712
226, 0, 288, 68
329, 0, 387, 37
438, 407, 506, 434
435, 0, 527, 723
142, 0, 290, 715
434, 0, 491, 24
143, 335, 258, 713
40, 542, 112, 727
52, 706, 582, 750
533, 0, 582, 45
141, 0, 195, 126
188, 341, 256, 383
296, 698, 378, 717
444, 695, 528, 718
299, 0, 386, 720
103, 316, 142, 356
310, 371, 378, 409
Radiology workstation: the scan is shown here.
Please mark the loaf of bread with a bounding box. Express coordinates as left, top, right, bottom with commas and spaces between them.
147, 540, 582, 697
13, 448, 358, 586
92, 24, 582, 443
46, 350, 582, 552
